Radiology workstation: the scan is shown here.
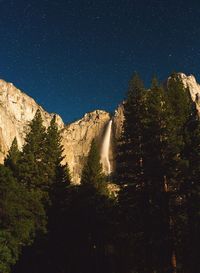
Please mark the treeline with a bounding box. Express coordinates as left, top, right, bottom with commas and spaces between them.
0, 111, 71, 273
115, 73, 200, 273
0, 73, 200, 273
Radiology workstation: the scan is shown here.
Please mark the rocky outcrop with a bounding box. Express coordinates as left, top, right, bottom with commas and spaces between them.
175, 73, 200, 112
62, 110, 110, 183
0, 79, 64, 162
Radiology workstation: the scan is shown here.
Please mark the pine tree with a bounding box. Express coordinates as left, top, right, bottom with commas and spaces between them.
18, 115, 72, 273
64, 139, 114, 273
180, 106, 200, 272
115, 73, 148, 272
116, 74, 190, 272
45, 114, 71, 212
12, 111, 50, 273
142, 78, 178, 272
81, 139, 107, 195
17, 110, 48, 195
0, 165, 46, 273
165, 74, 195, 272
4, 137, 20, 175
116, 72, 146, 186
166, 74, 193, 149
45, 115, 67, 183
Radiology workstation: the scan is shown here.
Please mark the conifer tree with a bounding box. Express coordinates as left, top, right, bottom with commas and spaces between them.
164, 74, 195, 271
17, 110, 48, 195
70, 139, 113, 273
4, 137, 20, 175
180, 106, 200, 272
0, 164, 46, 273
20, 115, 72, 273
166, 74, 193, 149
115, 73, 147, 272
81, 139, 107, 195
116, 72, 146, 186
45, 115, 71, 210
142, 78, 178, 272
45, 115, 67, 183
12, 111, 50, 273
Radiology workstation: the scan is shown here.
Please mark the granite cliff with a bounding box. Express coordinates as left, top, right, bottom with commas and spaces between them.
0, 79, 119, 182
0, 79, 64, 160
0, 72, 199, 182
61, 110, 111, 182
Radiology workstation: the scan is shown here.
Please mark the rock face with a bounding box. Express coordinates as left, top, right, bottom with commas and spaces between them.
175, 73, 200, 112
0, 79, 64, 162
61, 110, 110, 183
0, 72, 200, 182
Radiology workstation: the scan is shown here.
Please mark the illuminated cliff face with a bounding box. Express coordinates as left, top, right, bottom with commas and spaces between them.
0, 79, 64, 161
175, 73, 200, 112
61, 110, 111, 183
0, 72, 199, 182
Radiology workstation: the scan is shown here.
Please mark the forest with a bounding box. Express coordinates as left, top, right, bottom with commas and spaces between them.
1, 73, 200, 273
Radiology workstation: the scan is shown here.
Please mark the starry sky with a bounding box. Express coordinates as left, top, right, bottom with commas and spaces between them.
0, 0, 200, 122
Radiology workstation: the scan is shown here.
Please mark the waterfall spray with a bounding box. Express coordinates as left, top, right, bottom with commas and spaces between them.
101, 120, 112, 175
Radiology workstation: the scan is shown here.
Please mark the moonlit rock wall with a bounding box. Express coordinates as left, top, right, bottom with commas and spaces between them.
0, 73, 199, 182
62, 110, 110, 183
0, 79, 64, 161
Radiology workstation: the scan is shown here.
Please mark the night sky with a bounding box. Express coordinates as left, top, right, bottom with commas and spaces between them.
0, 0, 200, 123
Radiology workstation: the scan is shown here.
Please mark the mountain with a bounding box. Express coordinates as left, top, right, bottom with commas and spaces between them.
0, 72, 198, 182
0, 79, 64, 158
0, 79, 119, 182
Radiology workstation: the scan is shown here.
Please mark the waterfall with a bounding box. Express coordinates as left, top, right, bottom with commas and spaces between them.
101, 120, 112, 175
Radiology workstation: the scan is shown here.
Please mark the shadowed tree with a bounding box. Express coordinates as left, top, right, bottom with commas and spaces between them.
180, 105, 200, 273
4, 137, 20, 175
81, 139, 108, 195
115, 73, 148, 273
0, 165, 46, 273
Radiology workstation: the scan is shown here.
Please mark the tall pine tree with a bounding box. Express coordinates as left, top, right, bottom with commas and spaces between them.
116, 73, 148, 273
17, 110, 48, 196
142, 78, 178, 272
4, 137, 20, 175
0, 165, 46, 273
180, 105, 200, 272
81, 139, 107, 195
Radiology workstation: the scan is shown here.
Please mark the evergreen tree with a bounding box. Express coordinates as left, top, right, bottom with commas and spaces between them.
166, 74, 193, 149
81, 139, 107, 195
45, 114, 71, 217
0, 165, 45, 273
12, 111, 50, 273
44, 116, 71, 273
116, 72, 146, 186
4, 137, 20, 175
116, 75, 189, 273
45, 115, 67, 183
17, 110, 48, 196
116, 73, 148, 273
63, 139, 114, 273
165, 74, 195, 272
142, 78, 178, 272
180, 106, 200, 272
13, 114, 71, 273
